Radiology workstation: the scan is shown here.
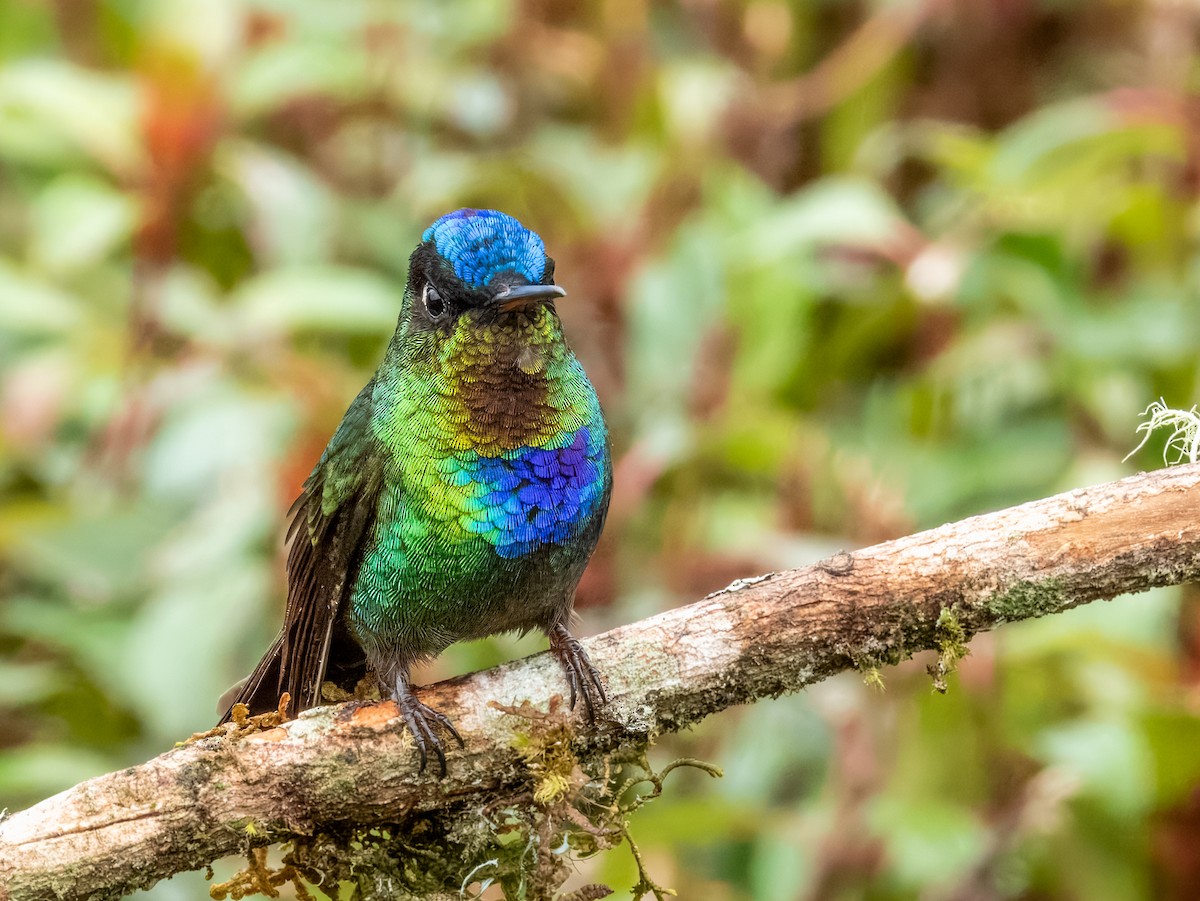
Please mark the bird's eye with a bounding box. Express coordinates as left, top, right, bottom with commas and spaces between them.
423, 284, 446, 319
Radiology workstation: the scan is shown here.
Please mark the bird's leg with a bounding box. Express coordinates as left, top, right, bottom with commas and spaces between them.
548, 622, 607, 722
391, 668, 464, 777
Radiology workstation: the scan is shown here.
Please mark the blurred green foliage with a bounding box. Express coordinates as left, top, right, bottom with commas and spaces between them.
2, 0, 1199, 899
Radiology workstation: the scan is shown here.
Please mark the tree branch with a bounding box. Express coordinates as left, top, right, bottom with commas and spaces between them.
3, 464, 1199, 901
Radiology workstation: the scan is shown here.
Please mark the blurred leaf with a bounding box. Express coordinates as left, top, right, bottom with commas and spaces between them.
870, 795, 987, 891
231, 42, 371, 116
0, 0, 57, 62
625, 795, 763, 846
0, 261, 82, 337
29, 174, 137, 274
0, 744, 113, 808
234, 265, 402, 335
144, 387, 294, 499
716, 695, 831, 805
219, 141, 337, 267
530, 130, 662, 227
4, 501, 180, 601
155, 264, 228, 341
659, 59, 740, 146
0, 660, 62, 706
3, 597, 136, 703
122, 565, 273, 740
1036, 718, 1153, 819
749, 834, 816, 901
405, 0, 515, 48
626, 218, 727, 423
990, 99, 1181, 187
1141, 711, 1200, 807
1061, 292, 1200, 365
0, 60, 139, 171
737, 176, 908, 265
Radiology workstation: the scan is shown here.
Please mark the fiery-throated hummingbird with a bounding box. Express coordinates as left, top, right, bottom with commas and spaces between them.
219, 209, 611, 774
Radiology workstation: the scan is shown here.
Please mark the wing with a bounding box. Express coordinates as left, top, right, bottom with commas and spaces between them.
219, 381, 385, 721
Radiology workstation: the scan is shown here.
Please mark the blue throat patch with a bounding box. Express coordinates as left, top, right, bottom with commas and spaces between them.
423, 209, 547, 289
451, 426, 608, 559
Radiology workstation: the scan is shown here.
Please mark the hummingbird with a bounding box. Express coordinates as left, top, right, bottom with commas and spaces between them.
220, 209, 611, 773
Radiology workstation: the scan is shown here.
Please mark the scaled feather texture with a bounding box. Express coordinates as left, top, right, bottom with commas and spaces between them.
219, 209, 612, 773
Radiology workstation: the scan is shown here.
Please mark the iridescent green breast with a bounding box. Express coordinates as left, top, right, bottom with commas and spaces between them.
388, 304, 605, 540
348, 304, 609, 647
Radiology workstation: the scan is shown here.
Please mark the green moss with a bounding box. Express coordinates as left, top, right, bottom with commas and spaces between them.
204, 732, 718, 900
849, 636, 912, 684
861, 666, 886, 691
224, 817, 280, 847
509, 712, 581, 806
928, 607, 970, 694
985, 578, 1068, 624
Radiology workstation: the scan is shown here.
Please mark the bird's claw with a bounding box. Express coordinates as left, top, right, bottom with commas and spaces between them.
550, 625, 607, 723
397, 694, 463, 777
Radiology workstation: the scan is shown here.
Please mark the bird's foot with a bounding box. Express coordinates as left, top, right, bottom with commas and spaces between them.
395, 687, 464, 777
549, 623, 607, 723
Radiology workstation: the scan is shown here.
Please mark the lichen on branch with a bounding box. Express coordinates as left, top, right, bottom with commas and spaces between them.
2, 464, 1200, 901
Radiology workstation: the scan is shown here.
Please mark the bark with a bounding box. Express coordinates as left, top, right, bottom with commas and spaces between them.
2, 464, 1199, 901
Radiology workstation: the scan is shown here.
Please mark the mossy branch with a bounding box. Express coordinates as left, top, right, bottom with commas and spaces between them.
3, 464, 1200, 901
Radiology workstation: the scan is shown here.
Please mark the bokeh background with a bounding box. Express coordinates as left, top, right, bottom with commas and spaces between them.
2, 0, 1200, 898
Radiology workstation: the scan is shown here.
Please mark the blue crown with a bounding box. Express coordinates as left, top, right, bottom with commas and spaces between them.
423, 209, 547, 289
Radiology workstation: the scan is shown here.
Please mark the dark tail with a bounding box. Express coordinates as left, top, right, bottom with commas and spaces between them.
217, 626, 369, 724
217, 634, 287, 722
